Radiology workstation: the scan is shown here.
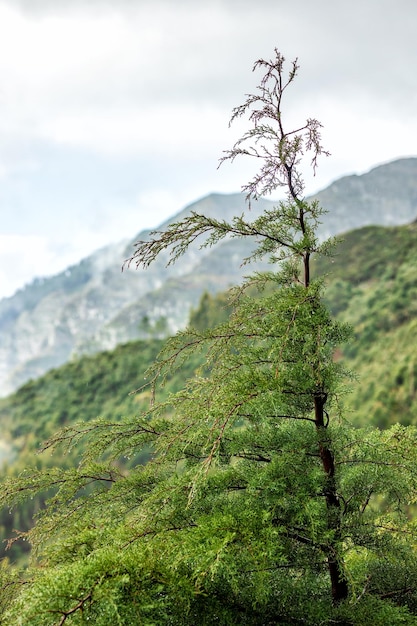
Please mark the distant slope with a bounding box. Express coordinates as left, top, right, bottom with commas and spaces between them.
1, 219, 417, 561
0, 194, 271, 396
313, 157, 417, 238
315, 220, 417, 428
0, 158, 416, 396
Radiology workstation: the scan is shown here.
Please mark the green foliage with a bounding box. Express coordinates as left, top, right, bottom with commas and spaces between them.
3, 288, 417, 623
1, 48, 417, 625
189, 291, 233, 332
138, 314, 170, 339
0, 340, 161, 445
315, 222, 417, 429
0, 339, 183, 563
314, 222, 417, 285
0, 295, 222, 563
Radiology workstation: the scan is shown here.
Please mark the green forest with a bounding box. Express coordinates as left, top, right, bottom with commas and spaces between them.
1, 50, 417, 624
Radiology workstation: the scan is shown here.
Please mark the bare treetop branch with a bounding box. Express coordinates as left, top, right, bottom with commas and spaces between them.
125, 49, 329, 273
219, 49, 329, 204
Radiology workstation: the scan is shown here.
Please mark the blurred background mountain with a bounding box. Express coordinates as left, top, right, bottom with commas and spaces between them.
0, 157, 416, 397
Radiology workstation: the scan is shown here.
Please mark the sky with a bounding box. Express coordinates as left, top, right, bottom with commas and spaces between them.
0, 0, 416, 300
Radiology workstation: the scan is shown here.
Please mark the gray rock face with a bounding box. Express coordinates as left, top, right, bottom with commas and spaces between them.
313, 158, 417, 238
0, 158, 416, 396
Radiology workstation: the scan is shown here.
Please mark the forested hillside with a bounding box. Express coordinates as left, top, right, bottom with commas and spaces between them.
1, 221, 416, 565
316, 221, 417, 427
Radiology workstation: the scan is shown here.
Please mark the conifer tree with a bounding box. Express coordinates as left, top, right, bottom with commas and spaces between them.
127, 48, 349, 605
2, 49, 417, 626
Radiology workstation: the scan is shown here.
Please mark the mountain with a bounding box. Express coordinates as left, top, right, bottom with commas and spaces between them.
2, 217, 417, 564
0, 157, 416, 396
0, 194, 272, 397
311, 157, 417, 237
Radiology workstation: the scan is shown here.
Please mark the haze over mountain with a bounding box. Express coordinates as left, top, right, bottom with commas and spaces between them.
0, 157, 416, 397
1, 0, 416, 304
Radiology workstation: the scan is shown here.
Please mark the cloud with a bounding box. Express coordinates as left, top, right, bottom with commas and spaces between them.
1, 0, 416, 155
0, 0, 416, 299
0, 234, 59, 297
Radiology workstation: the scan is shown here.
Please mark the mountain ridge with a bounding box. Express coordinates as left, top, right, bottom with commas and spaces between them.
0, 157, 416, 396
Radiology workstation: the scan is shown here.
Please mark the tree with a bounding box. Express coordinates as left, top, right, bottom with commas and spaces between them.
138, 313, 169, 339
2, 49, 417, 625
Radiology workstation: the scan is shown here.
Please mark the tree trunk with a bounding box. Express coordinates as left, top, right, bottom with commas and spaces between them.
314, 393, 348, 604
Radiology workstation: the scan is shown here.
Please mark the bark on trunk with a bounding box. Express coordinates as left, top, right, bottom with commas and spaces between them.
314, 393, 348, 604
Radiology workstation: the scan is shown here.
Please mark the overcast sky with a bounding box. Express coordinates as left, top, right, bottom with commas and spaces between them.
0, 0, 416, 299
